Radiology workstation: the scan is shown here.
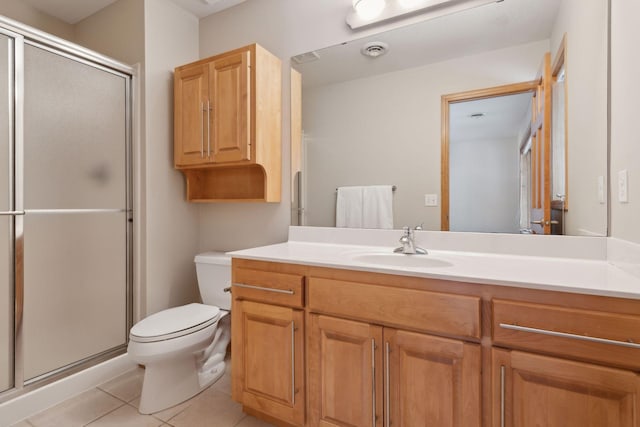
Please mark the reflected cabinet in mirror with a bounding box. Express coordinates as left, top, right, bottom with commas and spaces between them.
291, 0, 608, 236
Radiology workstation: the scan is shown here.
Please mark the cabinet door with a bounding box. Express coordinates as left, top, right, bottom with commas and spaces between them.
386, 329, 481, 427
174, 64, 209, 166
309, 314, 383, 427
493, 349, 640, 427
209, 50, 250, 163
233, 300, 304, 425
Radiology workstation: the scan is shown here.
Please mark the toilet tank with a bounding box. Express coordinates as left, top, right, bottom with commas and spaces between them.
194, 252, 231, 310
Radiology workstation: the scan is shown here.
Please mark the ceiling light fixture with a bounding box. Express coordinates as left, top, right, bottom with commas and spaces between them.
346, 0, 500, 30
352, 0, 387, 21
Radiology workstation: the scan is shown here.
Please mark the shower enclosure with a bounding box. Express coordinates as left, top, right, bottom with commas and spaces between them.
0, 19, 133, 399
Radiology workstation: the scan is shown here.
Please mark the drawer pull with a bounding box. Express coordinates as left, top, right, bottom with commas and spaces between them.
499, 323, 640, 349
233, 283, 295, 295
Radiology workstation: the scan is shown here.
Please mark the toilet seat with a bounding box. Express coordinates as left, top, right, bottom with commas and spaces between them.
130, 303, 220, 343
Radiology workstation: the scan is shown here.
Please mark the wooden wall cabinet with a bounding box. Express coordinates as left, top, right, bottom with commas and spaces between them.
174, 44, 281, 202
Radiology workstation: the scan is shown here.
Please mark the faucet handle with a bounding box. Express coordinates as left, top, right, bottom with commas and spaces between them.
414, 223, 424, 231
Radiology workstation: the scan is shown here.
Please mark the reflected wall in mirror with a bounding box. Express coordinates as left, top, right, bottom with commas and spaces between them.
291, 0, 608, 236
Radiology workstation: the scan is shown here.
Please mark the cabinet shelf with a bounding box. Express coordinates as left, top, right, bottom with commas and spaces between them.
181, 163, 279, 203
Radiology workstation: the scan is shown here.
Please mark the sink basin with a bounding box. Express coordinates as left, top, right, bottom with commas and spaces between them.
350, 253, 452, 268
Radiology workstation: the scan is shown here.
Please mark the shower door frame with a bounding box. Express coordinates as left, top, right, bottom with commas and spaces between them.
0, 16, 135, 402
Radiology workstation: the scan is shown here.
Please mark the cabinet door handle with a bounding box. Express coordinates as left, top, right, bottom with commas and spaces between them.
291, 321, 295, 405
371, 338, 376, 427
499, 323, 640, 349
384, 342, 390, 427
500, 365, 506, 427
200, 101, 205, 158
232, 283, 294, 295
206, 99, 211, 158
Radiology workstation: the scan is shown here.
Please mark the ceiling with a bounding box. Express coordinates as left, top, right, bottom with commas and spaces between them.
22, 0, 246, 24
450, 92, 532, 142
294, 0, 561, 88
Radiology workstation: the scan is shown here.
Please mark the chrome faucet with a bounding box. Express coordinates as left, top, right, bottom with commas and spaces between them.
394, 226, 427, 255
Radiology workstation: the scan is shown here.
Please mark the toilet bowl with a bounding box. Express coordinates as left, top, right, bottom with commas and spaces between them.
127, 252, 231, 414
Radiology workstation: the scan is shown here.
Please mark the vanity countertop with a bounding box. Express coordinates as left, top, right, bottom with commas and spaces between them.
229, 240, 640, 300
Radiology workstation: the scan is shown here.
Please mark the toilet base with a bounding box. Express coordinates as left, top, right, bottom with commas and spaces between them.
138, 356, 226, 414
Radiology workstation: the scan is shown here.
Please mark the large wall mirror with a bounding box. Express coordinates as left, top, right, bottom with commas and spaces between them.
291, 0, 608, 236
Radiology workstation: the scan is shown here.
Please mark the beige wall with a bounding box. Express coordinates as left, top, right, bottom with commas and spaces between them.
143, 0, 201, 315
550, 0, 608, 237
302, 41, 547, 231
611, 0, 640, 244
74, 0, 144, 66
0, 0, 73, 40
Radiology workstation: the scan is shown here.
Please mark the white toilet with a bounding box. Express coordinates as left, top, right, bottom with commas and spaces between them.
127, 252, 231, 414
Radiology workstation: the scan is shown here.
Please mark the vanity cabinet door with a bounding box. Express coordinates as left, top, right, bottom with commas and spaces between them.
309, 314, 384, 427
232, 300, 304, 425
385, 328, 481, 427
492, 348, 640, 427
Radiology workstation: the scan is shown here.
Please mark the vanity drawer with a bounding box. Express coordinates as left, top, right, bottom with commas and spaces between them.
493, 299, 640, 369
233, 268, 305, 308
308, 277, 481, 340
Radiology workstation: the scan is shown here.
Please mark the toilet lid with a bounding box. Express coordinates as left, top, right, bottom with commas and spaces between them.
130, 303, 220, 343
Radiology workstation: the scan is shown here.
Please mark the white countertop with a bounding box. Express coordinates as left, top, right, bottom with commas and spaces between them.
229, 240, 640, 300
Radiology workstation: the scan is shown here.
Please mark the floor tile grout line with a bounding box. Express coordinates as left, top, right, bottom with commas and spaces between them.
96, 386, 140, 405
79, 395, 127, 427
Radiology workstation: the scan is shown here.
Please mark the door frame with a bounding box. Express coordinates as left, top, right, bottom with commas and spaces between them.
440, 81, 538, 231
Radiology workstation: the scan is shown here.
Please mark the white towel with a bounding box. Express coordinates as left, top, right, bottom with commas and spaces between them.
336, 185, 394, 229
363, 185, 394, 229
336, 186, 364, 228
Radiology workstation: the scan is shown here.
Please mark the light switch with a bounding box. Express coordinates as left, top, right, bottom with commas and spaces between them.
424, 194, 438, 207
618, 170, 629, 203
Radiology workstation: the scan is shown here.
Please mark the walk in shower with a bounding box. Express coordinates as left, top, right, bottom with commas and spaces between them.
0, 19, 133, 399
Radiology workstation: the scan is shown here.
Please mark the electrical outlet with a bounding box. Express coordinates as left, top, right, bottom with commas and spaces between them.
424, 194, 438, 207
618, 170, 629, 203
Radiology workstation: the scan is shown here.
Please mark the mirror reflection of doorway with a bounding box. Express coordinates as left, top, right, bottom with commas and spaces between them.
448, 92, 533, 233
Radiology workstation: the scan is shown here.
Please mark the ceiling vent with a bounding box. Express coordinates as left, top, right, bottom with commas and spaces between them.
292, 51, 321, 65
361, 41, 389, 58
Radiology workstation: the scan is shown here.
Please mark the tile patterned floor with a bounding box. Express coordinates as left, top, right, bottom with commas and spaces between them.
11, 364, 274, 427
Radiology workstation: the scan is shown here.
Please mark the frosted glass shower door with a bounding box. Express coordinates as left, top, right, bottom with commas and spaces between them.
0, 32, 14, 392
22, 44, 129, 381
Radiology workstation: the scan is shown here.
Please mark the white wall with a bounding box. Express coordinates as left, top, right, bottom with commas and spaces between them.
143, 0, 201, 315
450, 137, 520, 233
0, 0, 74, 40
302, 41, 547, 230
611, 0, 640, 244
550, 0, 608, 237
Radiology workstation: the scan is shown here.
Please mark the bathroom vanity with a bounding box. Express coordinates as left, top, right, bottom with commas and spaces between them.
229, 231, 640, 427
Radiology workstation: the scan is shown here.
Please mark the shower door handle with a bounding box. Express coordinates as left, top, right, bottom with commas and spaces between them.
0, 211, 25, 216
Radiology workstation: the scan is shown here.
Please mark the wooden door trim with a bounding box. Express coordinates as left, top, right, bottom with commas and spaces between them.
440, 81, 537, 231
552, 33, 569, 211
